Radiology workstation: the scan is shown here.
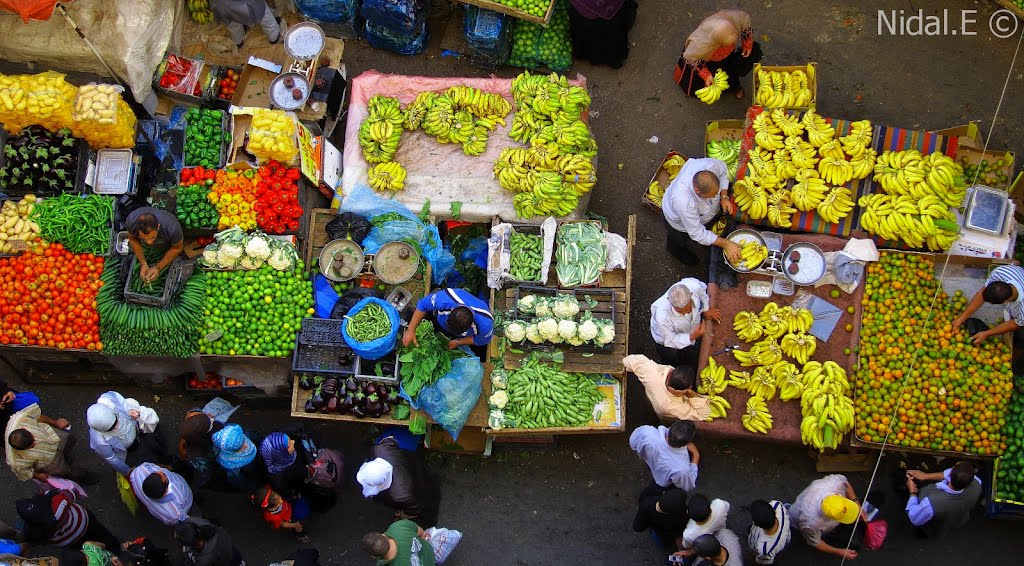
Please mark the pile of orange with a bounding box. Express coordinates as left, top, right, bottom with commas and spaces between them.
854, 251, 1013, 455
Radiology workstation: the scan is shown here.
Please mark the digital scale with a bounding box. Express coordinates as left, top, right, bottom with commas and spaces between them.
950, 185, 1017, 258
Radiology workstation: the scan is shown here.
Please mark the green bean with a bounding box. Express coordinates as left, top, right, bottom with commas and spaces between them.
347, 302, 391, 342
31, 193, 113, 255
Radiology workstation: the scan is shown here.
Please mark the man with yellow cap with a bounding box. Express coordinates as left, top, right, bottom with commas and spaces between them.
788, 474, 866, 560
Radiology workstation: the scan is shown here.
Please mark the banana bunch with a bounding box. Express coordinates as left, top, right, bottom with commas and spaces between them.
444, 85, 513, 120
849, 148, 877, 181
511, 71, 562, 107
758, 303, 790, 339
753, 112, 784, 151
785, 136, 819, 169
799, 361, 854, 451
733, 179, 769, 220
695, 69, 730, 105
462, 126, 490, 156
858, 193, 960, 250
746, 147, 780, 181
790, 171, 828, 211
771, 109, 805, 137
802, 109, 835, 148
730, 240, 768, 270
509, 108, 552, 144
873, 149, 967, 206
706, 394, 732, 420
733, 311, 764, 342
698, 357, 728, 395
537, 120, 596, 158
840, 119, 873, 157
751, 362, 779, 400
707, 140, 740, 180
402, 92, 437, 131
647, 180, 665, 206
754, 66, 814, 109
558, 154, 596, 195
368, 161, 407, 192
187, 0, 214, 23
359, 95, 405, 166
728, 370, 752, 389
784, 308, 814, 334
742, 395, 774, 434
733, 339, 782, 367
772, 148, 799, 180
664, 154, 687, 180
781, 332, 817, 364
816, 187, 855, 224
767, 191, 797, 228
818, 156, 854, 186
772, 361, 804, 401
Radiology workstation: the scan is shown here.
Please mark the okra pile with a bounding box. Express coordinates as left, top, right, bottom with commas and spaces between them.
509, 231, 543, 281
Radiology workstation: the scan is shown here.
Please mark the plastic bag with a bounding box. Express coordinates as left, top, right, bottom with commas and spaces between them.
313, 274, 340, 318
365, 20, 428, 56
604, 231, 627, 270
295, 0, 358, 23
864, 519, 888, 551
331, 288, 380, 319
116, 473, 139, 515
362, 0, 429, 35
341, 186, 455, 284
325, 212, 371, 243
508, 0, 572, 72
427, 527, 463, 564
401, 355, 484, 440
72, 83, 124, 125
247, 108, 298, 164
464, 6, 510, 49
341, 297, 400, 359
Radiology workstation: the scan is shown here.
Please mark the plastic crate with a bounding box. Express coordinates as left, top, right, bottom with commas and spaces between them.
297, 318, 344, 346
291, 338, 357, 375
0, 129, 90, 197
123, 256, 185, 307
510, 286, 616, 352
183, 110, 229, 168
512, 285, 560, 319
92, 149, 138, 195
354, 352, 400, 384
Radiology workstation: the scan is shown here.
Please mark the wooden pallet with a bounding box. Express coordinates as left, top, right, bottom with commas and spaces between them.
454, 0, 557, 26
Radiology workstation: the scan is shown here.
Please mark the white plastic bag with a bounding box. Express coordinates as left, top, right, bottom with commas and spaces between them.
604, 231, 627, 271
427, 527, 463, 564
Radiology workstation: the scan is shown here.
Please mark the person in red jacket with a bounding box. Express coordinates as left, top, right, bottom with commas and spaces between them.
673, 9, 764, 99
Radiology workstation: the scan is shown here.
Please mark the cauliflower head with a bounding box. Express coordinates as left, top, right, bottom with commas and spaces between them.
596, 320, 615, 345
525, 323, 543, 344
267, 246, 295, 271
534, 298, 552, 318
552, 294, 581, 319
577, 318, 599, 341
518, 294, 538, 315
537, 318, 559, 340
488, 390, 509, 409
244, 234, 273, 261
505, 321, 527, 342
557, 319, 578, 340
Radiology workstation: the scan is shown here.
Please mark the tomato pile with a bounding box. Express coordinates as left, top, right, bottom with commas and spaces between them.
208, 168, 259, 231
188, 372, 223, 390
254, 161, 302, 234
0, 243, 104, 350
855, 251, 1013, 455
217, 68, 240, 100
200, 266, 312, 357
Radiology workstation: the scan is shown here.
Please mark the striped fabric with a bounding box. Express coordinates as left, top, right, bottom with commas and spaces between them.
49, 490, 89, 547
986, 265, 1024, 324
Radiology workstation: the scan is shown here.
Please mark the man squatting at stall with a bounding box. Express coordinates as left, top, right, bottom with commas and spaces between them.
126, 207, 184, 285
403, 288, 494, 351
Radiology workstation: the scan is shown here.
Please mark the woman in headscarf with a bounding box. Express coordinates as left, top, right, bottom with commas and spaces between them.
176, 410, 225, 488
86, 391, 165, 475
567, 0, 638, 69
259, 431, 335, 512
212, 424, 265, 493
673, 9, 764, 98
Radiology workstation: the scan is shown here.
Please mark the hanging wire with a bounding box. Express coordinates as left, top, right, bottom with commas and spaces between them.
840, 24, 1024, 566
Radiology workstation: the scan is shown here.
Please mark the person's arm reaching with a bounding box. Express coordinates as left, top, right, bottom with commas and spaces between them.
814, 540, 858, 560
971, 319, 1019, 344
953, 289, 986, 328
38, 413, 69, 430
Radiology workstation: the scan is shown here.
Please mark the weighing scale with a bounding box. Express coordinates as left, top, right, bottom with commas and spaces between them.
270, 22, 326, 111
319, 239, 421, 286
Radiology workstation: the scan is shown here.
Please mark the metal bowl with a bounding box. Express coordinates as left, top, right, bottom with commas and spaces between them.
284, 22, 325, 61
269, 72, 311, 110
782, 242, 826, 286
725, 228, 768, 273
319, 239, 365, 282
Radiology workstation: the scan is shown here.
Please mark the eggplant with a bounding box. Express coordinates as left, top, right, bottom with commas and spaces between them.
299, 375, 315, 390
322, 377, 339, 397
386, 389, 400, 405
310, 387, 325, 409
304, 399, 317, 413
327, 395, 339, 413
354, 390, 366, 408
364, 382, 377, 396
378, 384, 391, 398
339, 394, 355, 414
344, 377, 359, 393
351, 405, 367, 418
365, 393, 384, 418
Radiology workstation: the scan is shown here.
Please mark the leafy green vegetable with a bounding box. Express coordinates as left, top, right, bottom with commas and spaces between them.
398, 323, 465, 398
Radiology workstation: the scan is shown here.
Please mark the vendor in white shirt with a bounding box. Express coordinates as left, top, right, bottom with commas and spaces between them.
651, 278, 721, 366
662, 157, 741, 266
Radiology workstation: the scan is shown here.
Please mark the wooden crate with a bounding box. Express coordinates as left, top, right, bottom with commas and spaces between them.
995, 0, 1024, 19
643, 152, 684, 211
455, 0, 557, 26
752, 63, 818, 110
487, 371, 626, 435
304, 208, 339, 266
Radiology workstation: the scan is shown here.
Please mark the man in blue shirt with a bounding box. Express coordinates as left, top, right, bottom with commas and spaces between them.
0, 378, 40, 427
403, 288, 494, 350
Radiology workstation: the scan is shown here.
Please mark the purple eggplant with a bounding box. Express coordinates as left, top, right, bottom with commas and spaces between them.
304, 399, 317, 413
351, 405, 366, 418
327, 395, 339, 413
344, 377, 359, 393
386, 389, 399, 405
310, 387, 325, 408
364, 382, 377, 396
322, 377, 339, 397
365, 393, 384, 418
339, 393, 355, 414
299, 375, 315, 390
378, 384, 391, 397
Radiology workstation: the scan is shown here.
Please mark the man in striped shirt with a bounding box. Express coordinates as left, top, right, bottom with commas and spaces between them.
747, 499, 792, 564
954, 264, 1024, 345
15, 489, 120, 551
130, 462, 194, 525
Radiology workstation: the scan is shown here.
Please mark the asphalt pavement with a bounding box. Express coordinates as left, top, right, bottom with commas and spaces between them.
3, 0, 1024, 564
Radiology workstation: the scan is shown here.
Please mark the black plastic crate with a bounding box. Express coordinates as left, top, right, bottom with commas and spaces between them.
511, 285, 560, 320
291, 340, 357, 375
298, 318, 344, 346
507, 224, 546, 285
510, 286, 617, 352
354, 352, 400, 385
122, 256, 186, 307
0, 129, 90, 197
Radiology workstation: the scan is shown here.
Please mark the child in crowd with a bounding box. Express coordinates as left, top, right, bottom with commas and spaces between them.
253, 485, 311, 543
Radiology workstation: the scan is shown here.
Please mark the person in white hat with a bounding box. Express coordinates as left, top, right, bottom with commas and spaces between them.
86, 391, 163, 475
650, 277, 720, 366
357, 436, 440, 528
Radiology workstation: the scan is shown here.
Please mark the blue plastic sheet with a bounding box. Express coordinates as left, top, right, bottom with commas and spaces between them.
341, 186, 455, 284
400, 354, 484, 440
313, 274, 340, 318
362, 0, 429, 35
295, 0, 358, 23
342, 297, 401, 360
364, 20, 428, 55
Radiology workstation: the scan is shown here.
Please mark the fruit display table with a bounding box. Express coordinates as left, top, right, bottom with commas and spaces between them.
851, 250, 1014, 459
697, 230, 863, 445
341, 71, 592, 223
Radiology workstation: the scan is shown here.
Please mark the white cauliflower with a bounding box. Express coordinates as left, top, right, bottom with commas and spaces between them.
218, 242, 244, 266
491, 369, 508, 390
552, 294, 581, 319
566, 335, 586, 346
267, 246, 295, 271
577, 317, 599, 342
518, 294, 538, 314
557, 319, 578, 340
534, 298, 552, 318
537, 318, 559, 340
505, 321, 527, 342
596, 320, 615, 345
201, 244, 220, 266
525, 323, 543, 344
547, 333, 565, 344
244, 234, 273, 260
488, 409, 505, 430
239, 255, 265, 270
488, 390, 509, 409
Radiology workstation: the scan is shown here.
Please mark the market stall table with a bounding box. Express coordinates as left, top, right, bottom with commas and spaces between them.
697, 230, 863, 445
341, 71, 592, 223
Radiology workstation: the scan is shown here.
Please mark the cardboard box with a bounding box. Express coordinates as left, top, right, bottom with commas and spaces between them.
956, 146, 1016, 189
752, 63, 818, 110
1008, 172, 1024, 222
643, 151, 685, 210
230, 60, 281, 108
705, 119, 745, 147
932, 122, 982, 149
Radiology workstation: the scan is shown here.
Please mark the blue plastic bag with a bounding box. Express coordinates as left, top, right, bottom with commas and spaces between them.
362, 0, 429, 35
342, 297, 400, 359
365, 20, 428, 55
313, 274, 340, 318
340, 186, 455, 284
400, 354, 483, 440
295, 0, 358, 23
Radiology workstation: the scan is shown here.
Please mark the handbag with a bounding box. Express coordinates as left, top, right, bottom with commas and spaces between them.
863, 519, 888, 550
